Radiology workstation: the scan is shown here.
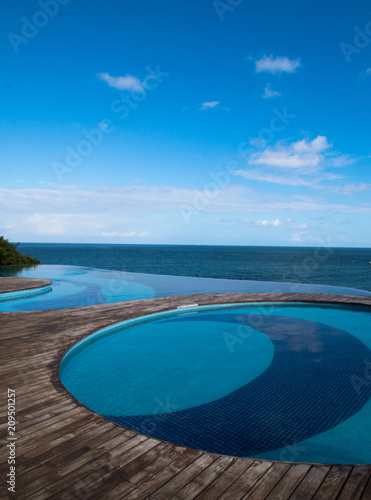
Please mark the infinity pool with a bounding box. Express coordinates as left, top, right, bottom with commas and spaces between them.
1, 264, 370, 311
60, 302, 371, 464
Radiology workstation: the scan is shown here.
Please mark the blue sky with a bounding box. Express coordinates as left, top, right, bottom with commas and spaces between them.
1, 0, 371, 246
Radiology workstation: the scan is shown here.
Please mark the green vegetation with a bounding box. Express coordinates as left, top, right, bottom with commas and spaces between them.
0, 236, 40, 266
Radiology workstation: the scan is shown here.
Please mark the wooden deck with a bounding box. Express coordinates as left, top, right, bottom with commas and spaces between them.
0, 277, 52, 293
1, 286, 371, 499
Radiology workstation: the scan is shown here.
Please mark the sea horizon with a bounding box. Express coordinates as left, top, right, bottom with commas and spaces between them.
15, 241, 371, 249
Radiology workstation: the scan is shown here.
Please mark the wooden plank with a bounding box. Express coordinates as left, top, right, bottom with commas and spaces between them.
128, 446, 191, 485
12, 403, 77, 433
196, 458, 254, 499
11, 406, 88, 440
289, 466, 330, 500
23, 433, 150, 499
58, 442, 172, 500
17, 398, 76, 421
14, 385, 62, 402
0, 277, 51, 293
242, 462, 292, 499
0, 354, 55, 369
173, 455, 236, 499
361, 475, 371, 499
15, 426, 128, 485
17, 399, 76, 421
94, 480, 136, 499
337, 466, 371, 500
15, 396, 73, 419
144, 453, 216, 499
264, 463, 311, 499
46, 438, 163, 500
0, 411, 96, 463
0, 365, 52, 378
93, 442, 173, 493
101, 446, 191, 500
15, 388, 64, 406
313, 466, 353, 500
219, 460, 273, 499
120, 450, 205, 500
15, 420, 118, 475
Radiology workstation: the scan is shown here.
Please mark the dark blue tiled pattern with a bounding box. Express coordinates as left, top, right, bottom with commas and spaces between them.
105, 314, 371, 457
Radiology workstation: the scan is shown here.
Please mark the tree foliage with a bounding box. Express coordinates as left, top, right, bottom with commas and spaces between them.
0, 237, 40, 266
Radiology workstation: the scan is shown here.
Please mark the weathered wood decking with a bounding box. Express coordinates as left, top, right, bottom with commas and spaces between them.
0, 277, 52, 293
1, 285, 371, 499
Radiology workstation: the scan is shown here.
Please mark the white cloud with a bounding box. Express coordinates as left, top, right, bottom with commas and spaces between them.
248, 136, 331, 169
235, 169, 323, 188
327, 155, 357, 167
234, 136, 361, 191
255, 55, 301, 75
200, 101, 220, 110
263, 83, 281, 99
243, 218, 294, 227
250, 151, 318, 168
333, 183, 370, 195
256, 219, 284, 227
97, 72, 144, 92
291, 231, 305, 242
101, 231, 149, 237
26, 213, 102, 235
1, 185, 370, 241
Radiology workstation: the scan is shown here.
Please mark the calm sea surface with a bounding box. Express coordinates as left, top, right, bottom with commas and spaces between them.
13, 243, 371, 292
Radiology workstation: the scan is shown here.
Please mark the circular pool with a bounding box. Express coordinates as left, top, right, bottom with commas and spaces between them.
60, 301, 371, 464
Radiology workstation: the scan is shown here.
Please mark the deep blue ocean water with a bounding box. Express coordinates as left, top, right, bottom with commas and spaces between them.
13, 243, 371, 292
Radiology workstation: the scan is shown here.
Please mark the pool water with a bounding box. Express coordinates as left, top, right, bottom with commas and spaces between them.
1, 264, 370, 311
60, 302, 371, 464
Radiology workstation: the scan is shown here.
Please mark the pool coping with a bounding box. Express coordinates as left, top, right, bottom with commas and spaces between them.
2, 291, 371, 498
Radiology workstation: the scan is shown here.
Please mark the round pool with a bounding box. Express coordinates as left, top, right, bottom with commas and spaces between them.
60, 301, 371, 464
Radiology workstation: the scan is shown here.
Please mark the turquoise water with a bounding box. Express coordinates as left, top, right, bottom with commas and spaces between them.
60, 302, 371, 464
1, 264, 370, 311
0, 266, 155, 311
61, 308, 274, 416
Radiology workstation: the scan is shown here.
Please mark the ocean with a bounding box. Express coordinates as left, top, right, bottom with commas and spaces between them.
15, 243, 371, 293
